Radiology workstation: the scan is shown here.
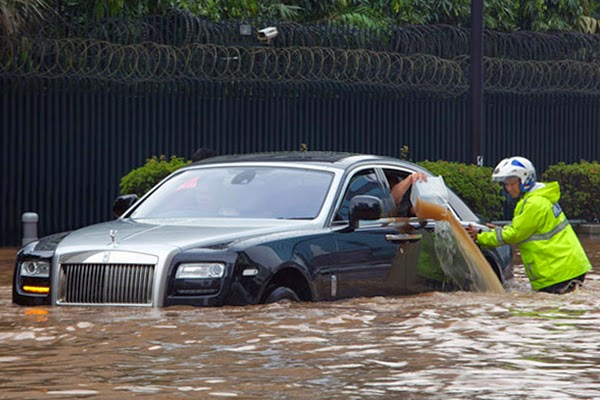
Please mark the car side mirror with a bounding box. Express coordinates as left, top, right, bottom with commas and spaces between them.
113, 194, 139, 218
348, 195, 382, 231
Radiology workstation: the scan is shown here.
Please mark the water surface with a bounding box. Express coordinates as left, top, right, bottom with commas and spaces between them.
1, 238, 599, 399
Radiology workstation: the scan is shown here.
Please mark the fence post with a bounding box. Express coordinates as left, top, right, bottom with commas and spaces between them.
470, 0, 484, 166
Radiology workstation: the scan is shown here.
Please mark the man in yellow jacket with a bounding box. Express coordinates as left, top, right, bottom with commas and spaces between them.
466, 156, 591, 294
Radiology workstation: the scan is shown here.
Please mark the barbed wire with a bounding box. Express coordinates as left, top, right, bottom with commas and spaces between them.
0, 38, 468, 95
455, 56, 600, 94
3, 37, 600, 95
18, 11, 600, 62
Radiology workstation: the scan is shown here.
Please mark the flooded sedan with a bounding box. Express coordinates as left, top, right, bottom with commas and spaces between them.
13, 152, 513, 308
1, 237, 599, 399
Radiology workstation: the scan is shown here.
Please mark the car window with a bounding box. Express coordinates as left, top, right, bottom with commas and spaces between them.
382, 168, 413, 217
447, 190, 479, 221
383, 167, 480, 222
335, 169, 389, 221
129, 166, 334, 219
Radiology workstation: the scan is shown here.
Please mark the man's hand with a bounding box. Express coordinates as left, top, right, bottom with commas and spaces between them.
465, 224, 479, 242
410, 172, 427, 184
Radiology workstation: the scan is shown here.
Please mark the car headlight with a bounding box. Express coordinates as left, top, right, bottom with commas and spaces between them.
176, 263, 225, 279
20, 260, 50, 278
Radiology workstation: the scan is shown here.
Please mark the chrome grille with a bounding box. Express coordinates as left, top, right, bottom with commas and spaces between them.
58, 263, 154, 305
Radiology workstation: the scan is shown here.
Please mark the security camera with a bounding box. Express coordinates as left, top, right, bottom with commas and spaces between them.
257, 27, 278, 42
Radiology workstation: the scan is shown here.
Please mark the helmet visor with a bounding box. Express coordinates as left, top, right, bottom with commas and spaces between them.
492, 175, 519, 184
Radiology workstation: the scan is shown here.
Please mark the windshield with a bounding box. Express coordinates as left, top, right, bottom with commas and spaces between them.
129, 166, 334, 219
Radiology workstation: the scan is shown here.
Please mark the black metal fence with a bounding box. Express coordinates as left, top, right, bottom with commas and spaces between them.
1, 15, 600, 246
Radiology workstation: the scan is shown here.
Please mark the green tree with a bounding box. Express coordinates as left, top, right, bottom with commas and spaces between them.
304, 0, 591, 32
541, 161, 600, 222
59, 0, 302, 21
120, 155, 190, 197
0, 0, 51, 36
60, 0, 166, 19
11, 0, 600, 33
518, 0, 582, 31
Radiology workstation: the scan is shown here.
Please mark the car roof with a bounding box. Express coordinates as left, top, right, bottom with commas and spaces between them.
183, 151, 478, 220
190, 151, 419, 171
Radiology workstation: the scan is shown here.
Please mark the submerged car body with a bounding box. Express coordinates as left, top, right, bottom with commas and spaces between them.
13, 152, 513, 307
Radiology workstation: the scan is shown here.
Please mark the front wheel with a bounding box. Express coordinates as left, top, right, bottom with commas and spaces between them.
264, 286, 300, 304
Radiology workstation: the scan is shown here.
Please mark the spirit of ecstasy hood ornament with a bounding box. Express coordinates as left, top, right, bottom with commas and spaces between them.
109, 229, 118, 247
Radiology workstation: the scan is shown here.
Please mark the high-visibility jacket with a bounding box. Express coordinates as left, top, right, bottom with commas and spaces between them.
477, 182, 591, 291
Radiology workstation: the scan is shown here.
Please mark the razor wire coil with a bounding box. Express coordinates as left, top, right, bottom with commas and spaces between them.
0, 38, 469, 95
5, 11, 600, 96
3, 37, 600, 96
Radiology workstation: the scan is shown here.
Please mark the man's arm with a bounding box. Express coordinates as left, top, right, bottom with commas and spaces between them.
391, 173, 427, 206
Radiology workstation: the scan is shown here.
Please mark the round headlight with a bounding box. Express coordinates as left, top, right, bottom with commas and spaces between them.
25, 263, 36, 274
210, 264, 224, 277
20, 260, 50, 278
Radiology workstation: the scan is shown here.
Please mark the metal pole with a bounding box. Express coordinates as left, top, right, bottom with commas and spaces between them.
22, 212, 39, 246
470, 0, 484, 166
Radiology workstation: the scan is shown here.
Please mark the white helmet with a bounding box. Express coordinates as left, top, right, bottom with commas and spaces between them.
492, 156, 536, 192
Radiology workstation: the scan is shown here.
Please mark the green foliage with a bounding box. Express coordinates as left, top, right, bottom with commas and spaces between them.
518, 0, 583, 31
387, 0, 580, 32
166, 0, 254, 20
52, 0, 595, 32
399, 145, 410, 161
315, 0, 392, 30
484, 0, 520, 31
139, 0, 300, 21
62, 0, 165, 19
541, 161, 600, 222
417, 160, 504, 221
119, 155, 190, 197
0, 0, 51, 36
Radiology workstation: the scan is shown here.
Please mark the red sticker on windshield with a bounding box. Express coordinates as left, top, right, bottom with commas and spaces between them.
176, 177, 200, 191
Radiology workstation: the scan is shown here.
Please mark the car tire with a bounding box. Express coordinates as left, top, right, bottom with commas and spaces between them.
485, 258, 504, 284
264, 286, 300, 304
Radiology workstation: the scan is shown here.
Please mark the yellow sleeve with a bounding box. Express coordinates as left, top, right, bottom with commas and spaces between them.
477, 197, 542, 246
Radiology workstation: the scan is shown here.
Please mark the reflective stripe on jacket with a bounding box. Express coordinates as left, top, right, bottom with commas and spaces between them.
477, 182, 591, 291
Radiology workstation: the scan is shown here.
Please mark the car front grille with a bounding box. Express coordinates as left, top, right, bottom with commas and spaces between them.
58, 263, 155, 305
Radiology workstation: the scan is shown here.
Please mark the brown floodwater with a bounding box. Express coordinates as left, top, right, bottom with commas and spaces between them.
1, 237, 600, 399
414, 200, 504, 294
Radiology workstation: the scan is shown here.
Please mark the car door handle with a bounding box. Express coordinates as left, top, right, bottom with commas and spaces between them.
385, 234, 422, 243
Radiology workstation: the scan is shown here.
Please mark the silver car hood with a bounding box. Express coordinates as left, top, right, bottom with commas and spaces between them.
57, 218, 316, 252
51, 218, 319, 306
